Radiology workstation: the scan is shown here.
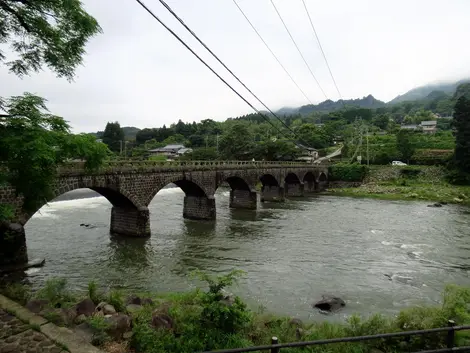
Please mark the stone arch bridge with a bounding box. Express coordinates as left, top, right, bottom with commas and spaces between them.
0, 160, 328, 266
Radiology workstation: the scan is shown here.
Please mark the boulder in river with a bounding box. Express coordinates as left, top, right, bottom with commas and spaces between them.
313, 295, 345, 312
427, 203, 443, 208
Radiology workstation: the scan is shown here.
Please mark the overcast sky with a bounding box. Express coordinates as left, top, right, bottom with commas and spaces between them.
1, 0, 470, 133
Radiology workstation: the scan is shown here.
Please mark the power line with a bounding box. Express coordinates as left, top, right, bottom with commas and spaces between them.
133, 0, 301, 144
300, 0, 343, 101
232, 0, 314, 105
269, 0, 328, 101
152, 0, 314, 147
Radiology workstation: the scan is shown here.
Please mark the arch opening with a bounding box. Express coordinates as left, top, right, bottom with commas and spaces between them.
303, 172, 318, 193
319, 173, 328, 182
149, 180, 215, 222
259, 174, 283, 202
219, 176, 257, 210
285, 172, 301, 184
260, 174, 279, 187
225, 176, 251, 191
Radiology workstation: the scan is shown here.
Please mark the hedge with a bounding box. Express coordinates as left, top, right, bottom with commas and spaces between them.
329, 163, 369, 182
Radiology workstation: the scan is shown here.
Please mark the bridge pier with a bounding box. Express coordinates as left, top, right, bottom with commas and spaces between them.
183, 196, 216, 220
229, 189, 257, 209
260, 186, 285, 202
0, 223, 28, 266
285, 182, 304, 197
304, 181, 317, 193
110, 206, 150, 237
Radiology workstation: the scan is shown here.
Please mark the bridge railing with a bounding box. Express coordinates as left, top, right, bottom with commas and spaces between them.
58, 160, 327, 174
200, 321, 470, 353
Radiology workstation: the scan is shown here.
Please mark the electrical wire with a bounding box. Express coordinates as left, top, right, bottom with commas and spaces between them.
147, 0, 315, 148
232, 0, 314, 105
300, 0, 343, 101
270, 0, 328, 101
134, 0, 300, 144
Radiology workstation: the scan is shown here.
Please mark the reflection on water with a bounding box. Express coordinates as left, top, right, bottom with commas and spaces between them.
23, 187, 470, 320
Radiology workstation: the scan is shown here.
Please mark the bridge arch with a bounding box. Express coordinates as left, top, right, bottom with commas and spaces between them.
303, 172, 318, 193
148, 177, 215, 222
318, 172, 328, 182
284, 172, 301, 184
284, 172, 304, 197
259, 174, 280, 187
318, 172, 328, 191
24, 183, 141, 225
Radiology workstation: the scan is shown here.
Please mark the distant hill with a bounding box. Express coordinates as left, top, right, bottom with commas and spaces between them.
294, 94, 385, 115
389, 79, 470, 104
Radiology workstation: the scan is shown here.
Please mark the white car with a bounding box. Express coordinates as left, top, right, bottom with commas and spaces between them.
392, 161, 407, 166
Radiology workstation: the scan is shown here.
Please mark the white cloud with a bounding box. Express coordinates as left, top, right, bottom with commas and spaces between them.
1, 0, 469, 132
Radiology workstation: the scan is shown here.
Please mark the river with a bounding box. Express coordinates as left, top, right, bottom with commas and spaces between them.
22, 187, 470, 321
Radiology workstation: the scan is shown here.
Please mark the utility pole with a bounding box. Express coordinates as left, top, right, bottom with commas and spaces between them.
366, 124, 369, 166
216, 134, 219, 152
119, 140, 123, 156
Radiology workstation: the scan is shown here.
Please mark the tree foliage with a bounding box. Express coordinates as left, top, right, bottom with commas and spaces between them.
102, 122, 124, 153
396, 130, 415, 163
452, 96, 470, 183
0, 94, 109, 214
0, 0, 101, 80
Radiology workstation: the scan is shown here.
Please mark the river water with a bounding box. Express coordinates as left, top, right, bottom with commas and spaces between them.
23, 187, 470, 321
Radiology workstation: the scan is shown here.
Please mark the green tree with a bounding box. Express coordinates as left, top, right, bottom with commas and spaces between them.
182, 147, 219, 161
452, 96, 470, 181
0, 94, 109, 215
219, 124, 254, 160
102, 122, 124, 153
396, 130, 415, 163
0, 0, 101, 80
0, 0, 105, 220
297, 123, 329, 149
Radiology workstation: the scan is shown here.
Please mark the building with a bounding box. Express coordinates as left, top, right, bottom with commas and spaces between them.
400, 124, 418, 131
420, 120, 438, 134
148, 144, 192, 159
295, 146, 319, 163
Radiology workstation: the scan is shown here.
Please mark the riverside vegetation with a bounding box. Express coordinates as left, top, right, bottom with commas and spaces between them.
2, 272, 470, 353
327, 164, 470, 206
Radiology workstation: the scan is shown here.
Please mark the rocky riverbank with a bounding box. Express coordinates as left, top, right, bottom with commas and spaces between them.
327, 165, 470, 206
1, 274, 470, 353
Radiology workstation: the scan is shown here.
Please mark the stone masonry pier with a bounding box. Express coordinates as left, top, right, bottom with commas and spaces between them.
0, 160, 328, 266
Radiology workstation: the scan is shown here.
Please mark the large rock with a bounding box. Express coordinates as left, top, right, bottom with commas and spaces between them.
126, 304, 143, 316
104, 313, 132, 339
141, 298, 154, 306
75, 298, 96, 317
126, 295, 142, 305
152, 311, 174, 331
313, 295, 345, 312
26, 299, 49, 314
427, 203, 443, 208
95, 302, 116, 315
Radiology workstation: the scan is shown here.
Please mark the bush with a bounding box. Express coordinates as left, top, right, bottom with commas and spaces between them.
0, 282, 31, 305
329, 163, 369, 182
107, 289, 126, 312
87, 315, 111, 346
35, 278, 75, 308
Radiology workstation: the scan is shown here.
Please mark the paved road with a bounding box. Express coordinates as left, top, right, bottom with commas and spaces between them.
0, 309, 65, 353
